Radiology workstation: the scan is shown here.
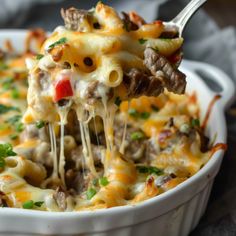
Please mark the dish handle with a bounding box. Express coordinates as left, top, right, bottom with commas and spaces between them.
182, 60, 236, 110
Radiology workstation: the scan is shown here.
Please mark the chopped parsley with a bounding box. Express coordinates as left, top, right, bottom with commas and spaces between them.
9, 134, 18, 140
48, 37, 67, 49
114, 96, 122, 107
86, 188, 97, 200
22, 200, 44, 209
0, 104, 20, 114
131, 131, 145, 141
36, 54, 44, 60
15, 122, 24, 132
140, 112, 150, 120
191, 118, 200, 127
34, 201, 44, 207
128, 108, 150, 119
35, 120, 45, 129
22, 200, 34, 209
137, 166, 163, 176
138, 38, 147, 44
0, 143, 17, 168
6, 115, 22, 125
99, 177, 109, 186
1, 77, 14, 90
11, 88, 20, 99
5, 115, 24, 133
128, 108, 139, 118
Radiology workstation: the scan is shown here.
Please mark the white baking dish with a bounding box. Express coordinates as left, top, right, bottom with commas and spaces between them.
0, 30, 234, 236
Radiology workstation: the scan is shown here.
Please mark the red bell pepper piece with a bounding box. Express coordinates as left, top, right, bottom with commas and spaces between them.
54, 77, 73, 102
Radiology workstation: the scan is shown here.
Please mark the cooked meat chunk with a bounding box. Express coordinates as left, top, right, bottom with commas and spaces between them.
53, 187, 67, 211
145, 137, 160, 163
61, 8, 90, 32
20, 124, 49, 142
114, 123, 147, 162
144, 47, 186, 94
121, 12, 139, 31
65, 169, 93, 194
71, 144, 105, 169
0, 191, 8, 207
123, 68, 164, 98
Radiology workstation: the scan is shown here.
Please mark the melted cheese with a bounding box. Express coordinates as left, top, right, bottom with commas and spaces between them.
0, 2, 222, 212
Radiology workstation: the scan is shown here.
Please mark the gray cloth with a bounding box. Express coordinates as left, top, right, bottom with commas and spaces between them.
0, 0, 236, 235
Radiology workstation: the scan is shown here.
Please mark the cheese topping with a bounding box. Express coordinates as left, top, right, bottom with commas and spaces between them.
0, 3, 226, 212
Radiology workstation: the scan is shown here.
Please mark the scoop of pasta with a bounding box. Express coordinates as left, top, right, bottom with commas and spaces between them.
22, 2, 186, 205
24, 2, 186, 123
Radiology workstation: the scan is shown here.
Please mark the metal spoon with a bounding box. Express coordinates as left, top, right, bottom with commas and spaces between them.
164, 0, 208, 37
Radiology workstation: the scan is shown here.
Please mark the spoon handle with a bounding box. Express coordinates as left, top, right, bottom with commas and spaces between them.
171, 0, 207, 36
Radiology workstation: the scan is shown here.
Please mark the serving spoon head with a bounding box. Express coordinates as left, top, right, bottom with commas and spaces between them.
164, 0, 208, 37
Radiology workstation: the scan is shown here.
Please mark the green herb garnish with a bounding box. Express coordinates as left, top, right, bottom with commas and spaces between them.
137, 166, 163, 175
36, 54, 44, 60
22, 200, 44, 209
191, 118, 200, 127
48, 37, 67, 49
138, 38, 147, 44
22, 200, 34, 209
0, 158, 5, 168
15, 122, 24, 132
0, 143, 17, 157
9, 134, 18, 140
6, 115, 22, 125
131, 131, 145, 141
86, 188, 97, 200
11, 88, 20, 99
1, 78, 14, 90
128, 108, 139, 118
0, 143, 17, 167
114, 97, 122, 107
140, 112, 150, 120
35, 120, 45, 129
5, 115, 24, 133
99, 177, 109, 186
34, 201, 44, 207
0, 104, 20, 114
128, 109, 150, 119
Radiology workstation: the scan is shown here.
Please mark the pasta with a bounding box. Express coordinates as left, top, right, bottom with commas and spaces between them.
0, 3, 226, 212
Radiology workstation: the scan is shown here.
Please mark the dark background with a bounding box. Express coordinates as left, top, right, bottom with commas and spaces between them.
204, 0, 236, 28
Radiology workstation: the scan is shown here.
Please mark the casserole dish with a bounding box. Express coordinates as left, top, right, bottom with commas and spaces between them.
0, 30, 234, 236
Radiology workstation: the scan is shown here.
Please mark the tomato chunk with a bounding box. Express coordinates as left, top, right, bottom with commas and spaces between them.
54, 78, 73, 102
